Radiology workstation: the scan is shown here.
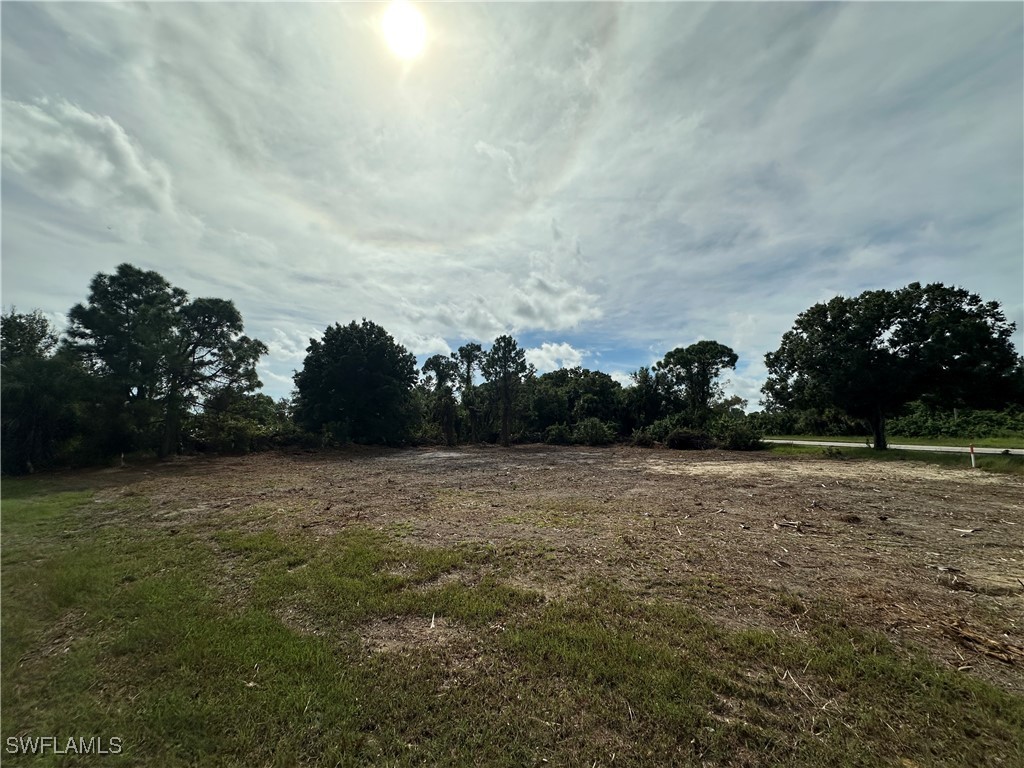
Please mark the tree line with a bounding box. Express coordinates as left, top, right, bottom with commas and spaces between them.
2, 264, 1021, 473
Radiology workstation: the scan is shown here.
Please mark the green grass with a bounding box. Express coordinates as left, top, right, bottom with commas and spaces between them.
768, 443, 1024, 474
3, 479, 1022, 766
768, 434, 1023, 449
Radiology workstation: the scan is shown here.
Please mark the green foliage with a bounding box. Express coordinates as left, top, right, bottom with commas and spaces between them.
451, 343, 485, 442
656, 340, 738, 426
481, 335, 530, 447
709, 415, 766, 451
293, 320, 418, 446
0, 310, 129, 473
665, 427, 712, 450
624, 366, 671, 430
646, 413, 689, 443
751, 406, 864, 437
1, 309, 59, 364
191, 392, 296, 453
764, 283, 1019, 450
64, 263, 267, 458
887, 402, 1024, 440
544, 423, 573, 445
571, 417, 615, 446
421, 354, 460, 445
1, 353, 84, 473
630, 428, 655, 447
532, 367, 625, 439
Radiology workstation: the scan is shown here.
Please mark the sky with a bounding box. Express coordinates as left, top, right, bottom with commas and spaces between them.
2, 1, 1022, 408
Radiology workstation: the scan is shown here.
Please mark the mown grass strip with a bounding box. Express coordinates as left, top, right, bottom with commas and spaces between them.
768, 443, 1024, 474
768, 434, 1023, 450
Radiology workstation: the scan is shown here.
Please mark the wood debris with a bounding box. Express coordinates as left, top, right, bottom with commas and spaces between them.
946, 622, 1024, 665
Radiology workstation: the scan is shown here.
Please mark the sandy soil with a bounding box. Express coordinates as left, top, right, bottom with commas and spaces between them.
85, 445, 1024, 691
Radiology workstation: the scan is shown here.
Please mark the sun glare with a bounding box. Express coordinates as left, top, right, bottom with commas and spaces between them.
381, 1, 426, 61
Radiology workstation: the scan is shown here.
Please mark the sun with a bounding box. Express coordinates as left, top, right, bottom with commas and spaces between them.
381, 1, 426, 61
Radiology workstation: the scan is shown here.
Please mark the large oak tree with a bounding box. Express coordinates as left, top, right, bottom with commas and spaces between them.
762, 283, 1019, 449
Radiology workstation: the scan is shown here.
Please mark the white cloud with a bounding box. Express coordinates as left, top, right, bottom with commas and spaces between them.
1, 2, 1019, 403
397, 332, 451, 359
526, 342, 585, 373
264, 327, 317, 364
608, 370, 634, 388
2, 97, 174, 215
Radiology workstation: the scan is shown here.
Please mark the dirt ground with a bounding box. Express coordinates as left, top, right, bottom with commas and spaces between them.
85, 445, 1024, 691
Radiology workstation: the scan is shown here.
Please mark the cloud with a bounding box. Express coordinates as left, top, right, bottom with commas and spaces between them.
398, 332, 452, 359
1, 2, 1020, 406
256, 366, 295, 394
526, 342, 585, 373
608, 370, 634, 388
2, 97, 174, 215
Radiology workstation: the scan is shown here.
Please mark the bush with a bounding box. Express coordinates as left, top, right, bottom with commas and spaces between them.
708, 415, 766, 451
716, 423, 765, 451
544, 423, 573, 445
646, 414, 689, 443
631, 428, 654, 447
665, 428, 712, 450
572, 417, 615, 446
888, 403, 1024, 440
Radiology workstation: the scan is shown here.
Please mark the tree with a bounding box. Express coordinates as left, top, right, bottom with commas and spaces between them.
422, 353, 460, 445
624, 366, 671, 430
481, 335, 529, 447
532, 367, 624, 436
452, 342, 484, 400
763, 283, 1019, 450
1, 311, 81, 473
452, 342, 484, 442
192, 390, 293, 453
65, 263, 266, 456
159, 298, 267, 456
293, 319, 417, 445
655, 340, 738, 425
1, 309, 59, 365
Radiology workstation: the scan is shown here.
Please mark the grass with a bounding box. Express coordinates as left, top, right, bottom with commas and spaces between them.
3, 478, 1022, 766
767, 443, 1024, 475
767, 434, 1023, 449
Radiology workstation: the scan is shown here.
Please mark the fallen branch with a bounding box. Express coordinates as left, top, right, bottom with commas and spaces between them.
946, 622, 1024, 665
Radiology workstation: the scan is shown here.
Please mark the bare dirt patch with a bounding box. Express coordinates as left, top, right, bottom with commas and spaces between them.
92, 445, 1024, 690
360, 615, 467, 655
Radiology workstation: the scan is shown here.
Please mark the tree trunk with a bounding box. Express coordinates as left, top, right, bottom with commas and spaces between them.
501, 384, 512, 447
869, 409, 887, 450
501, 399, 511, 447
159, 392, 182, 458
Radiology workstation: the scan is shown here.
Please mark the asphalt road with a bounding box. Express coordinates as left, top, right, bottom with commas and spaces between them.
764, 439, 1024, 456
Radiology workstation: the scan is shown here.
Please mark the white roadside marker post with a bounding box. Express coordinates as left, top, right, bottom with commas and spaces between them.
969, 443, 976, 469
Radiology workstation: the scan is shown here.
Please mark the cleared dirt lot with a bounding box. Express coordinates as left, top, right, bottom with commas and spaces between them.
92, 445, 1024, 691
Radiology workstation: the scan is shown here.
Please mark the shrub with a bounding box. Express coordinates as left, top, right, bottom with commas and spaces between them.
544, 423, 572, 445
631, 428, 655, 447
709, 415, 766, 451
572, 417, 615, 446
716, 424, 765, 451
647, 414, 689, 443
666, 428, 712, 450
